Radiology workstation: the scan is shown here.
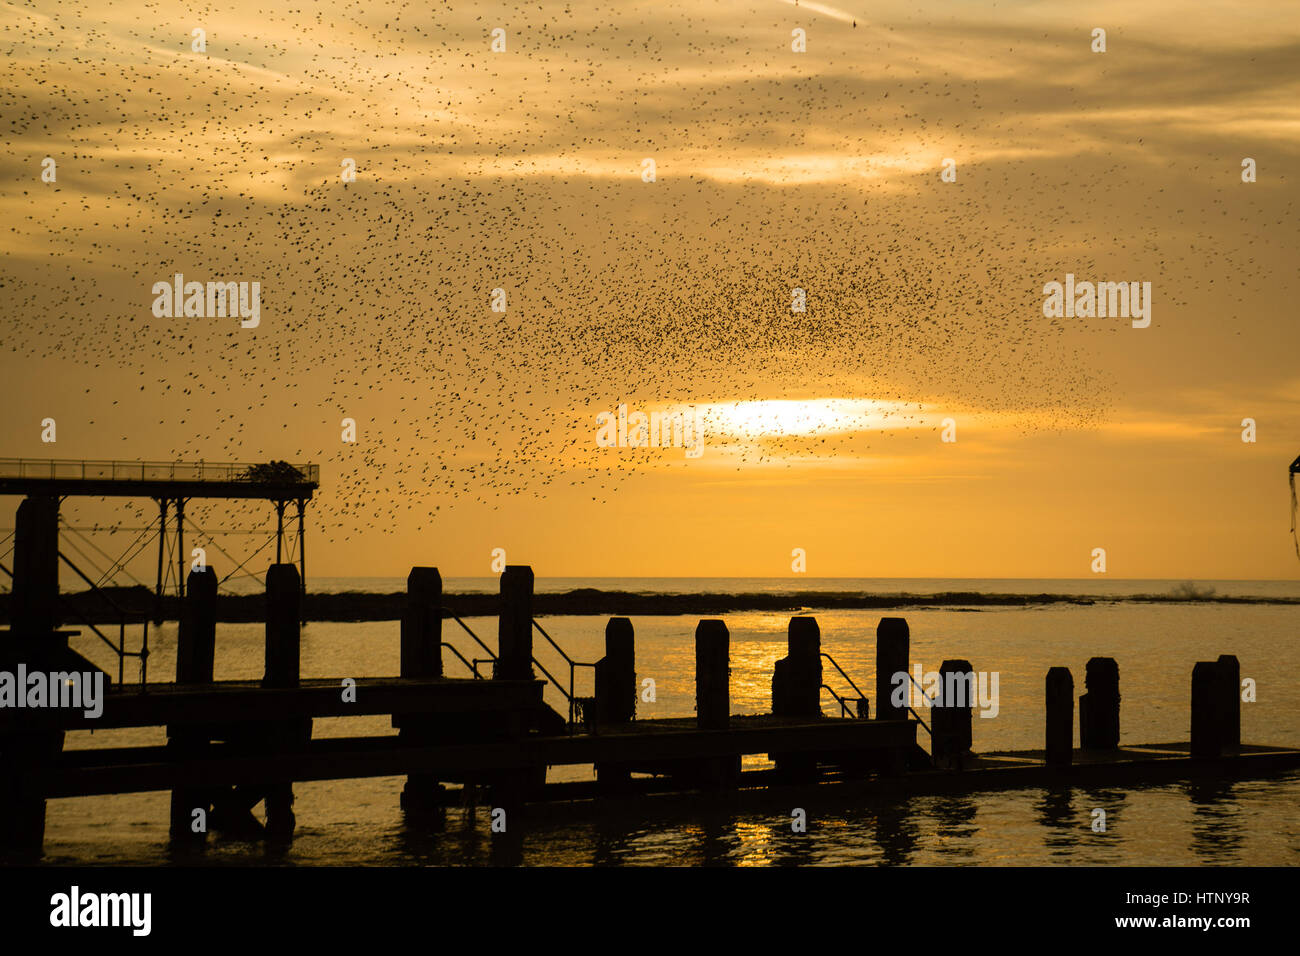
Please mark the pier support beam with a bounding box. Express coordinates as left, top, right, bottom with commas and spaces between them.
876, 617, 909, 721
695, 620, 730, 730
773, 616, 822, 719
261, 563, 307, 842
400, 567, 443, 681
495, 566, 534, 681
932, 659, 974, 769
170, 567, 217, 847
175, 497, 186, 599
1045, 667, 1074, 769
399, 568, 445, 816
153, 498, 169, 623
594, 618, 636, 791
771, 616, 822, 782
690, 620, 738, 787
1, 496, 64, 859
1218, 654, 1241, 751
1191, 660, 1234, 758
1080, 657, 1120, 750
595, 617, 636, 724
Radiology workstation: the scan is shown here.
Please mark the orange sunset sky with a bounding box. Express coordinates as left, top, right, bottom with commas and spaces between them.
2, 0, 1298, 580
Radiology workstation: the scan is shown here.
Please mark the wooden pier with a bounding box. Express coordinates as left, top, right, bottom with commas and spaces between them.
1, 484, 1297, 858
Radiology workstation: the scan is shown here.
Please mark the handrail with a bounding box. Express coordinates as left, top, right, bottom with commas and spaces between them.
821, 652, 869, 700
441, 609, 498, 662
532, 619, 597, 731
57, 551, 150, 686
438, 608, 594, 732
904, 672, 934, 736
820, 684, 856, 718
439, 642, 482, 679
817, 651, 869, 719
0, 457, 319, 485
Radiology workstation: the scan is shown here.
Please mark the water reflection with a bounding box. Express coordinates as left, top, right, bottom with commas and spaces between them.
1034, 787, 1077, 857
1186, 779, 1242, 863
873, 798, 920, 865
931, 794, 979, 861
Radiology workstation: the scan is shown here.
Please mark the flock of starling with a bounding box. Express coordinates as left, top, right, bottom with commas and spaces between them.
2, 3, 1288, 561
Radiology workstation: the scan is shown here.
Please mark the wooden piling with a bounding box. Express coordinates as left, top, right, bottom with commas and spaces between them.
400, 567, 443, 680
773, 616, 822, 719
876, 617, 909, 721
1079, 657, 1120, 750
176, 567, 217, 685
262, 563, 306, 841
265, 564, 301, 689
169, 567, 217, 845
593, 618, 636, 791
595, 617, 636, 724
1217, 654, 1240, 750
772, 616, 822, 781
398, 568, 444, 815
1191, 660, 1226, 758
0, 495, 64, 858
932, 659, 974, 767
695, 620, 729, 730
495, 566, 534, 681
11, 496, 59, 636
1045, 667, 1074, 769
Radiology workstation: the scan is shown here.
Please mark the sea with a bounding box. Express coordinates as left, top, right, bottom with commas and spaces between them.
38, 577, 1300, 866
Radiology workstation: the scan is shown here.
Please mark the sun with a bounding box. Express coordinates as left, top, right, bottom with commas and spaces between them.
697, 399, 917, 440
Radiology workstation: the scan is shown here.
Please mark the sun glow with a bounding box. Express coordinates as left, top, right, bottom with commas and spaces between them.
697, 399, 926, 440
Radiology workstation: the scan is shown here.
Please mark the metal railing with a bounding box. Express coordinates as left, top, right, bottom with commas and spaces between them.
0, 458, 319, 485
903, 672, 934, 737
437, 608, 597, 733
56, 552, 150, 686
821, 683, 858, 718
819, 651, 869, 719
441, 609, 498, 678
532, 619, 596, 731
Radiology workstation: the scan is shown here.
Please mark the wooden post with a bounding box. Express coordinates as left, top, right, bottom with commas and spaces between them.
265, 564, 301, 688
0, 730, 63, 860
595, 617, 635, 724
0, 496, 64, 858
876, 617, 909, 721
932, 659, 974, 767
400, 567, 443, 680
773, 616, 822, 718
772, 616, 822, 781
1217, 654, 1240, 751
170, 567, 217, 845
594, 618, 635, 791
1045, 667, 1074, 768
695, 619, 729, 730
1079, 657, 1120, 750
176, 567, 217, 684
399, 567, 444, 815
263, 563, 304, 842
494, 566, 534, 681
11, 496, 59, 636
1191, 661, 1225, 758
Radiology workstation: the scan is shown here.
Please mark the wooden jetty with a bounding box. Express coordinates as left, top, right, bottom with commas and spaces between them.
1, 490, 1297, 858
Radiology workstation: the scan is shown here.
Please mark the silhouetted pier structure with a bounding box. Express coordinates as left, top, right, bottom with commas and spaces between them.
2, 554, 1297, 858
0, 457, 318, 608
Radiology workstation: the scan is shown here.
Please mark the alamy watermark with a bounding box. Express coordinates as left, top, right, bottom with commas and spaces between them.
0, 665, 103, 718
596, 403, 703, 458
1042, 274, 1151, 328
891, 664, 1000, 718
151, 273, 260, 328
